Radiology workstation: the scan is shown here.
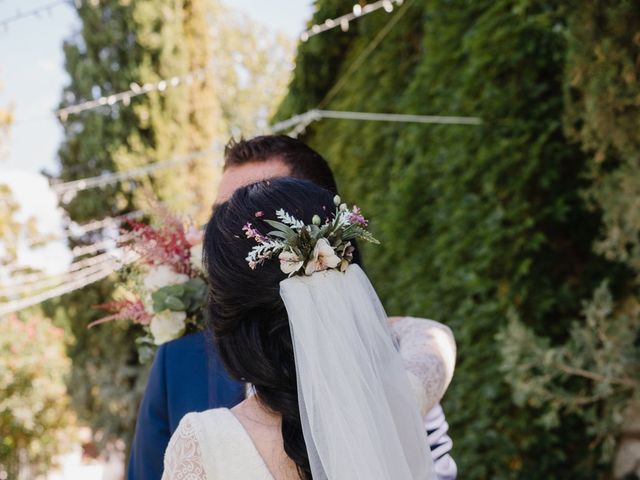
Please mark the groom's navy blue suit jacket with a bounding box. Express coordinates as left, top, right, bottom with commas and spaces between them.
127, 331, 244, 480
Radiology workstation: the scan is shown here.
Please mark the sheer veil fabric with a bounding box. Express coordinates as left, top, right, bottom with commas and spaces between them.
280, 265, 436, 480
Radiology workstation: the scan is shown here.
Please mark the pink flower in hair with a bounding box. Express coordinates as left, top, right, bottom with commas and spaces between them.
349, 206, 368, 227
243, 222, 267, 243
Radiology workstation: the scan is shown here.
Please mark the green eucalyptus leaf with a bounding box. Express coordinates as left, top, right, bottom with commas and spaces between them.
151, 290, 167, 312
165, 296, 186, 311
263, 220, 297, 238
171, 284, 185, 296
267, 230, 290, 240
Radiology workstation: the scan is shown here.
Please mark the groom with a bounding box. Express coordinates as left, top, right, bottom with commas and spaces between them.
127, 135, 457, 480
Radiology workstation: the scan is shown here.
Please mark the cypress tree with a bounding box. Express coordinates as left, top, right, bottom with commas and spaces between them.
51, 0, 293, 454
52, 0, 220, 451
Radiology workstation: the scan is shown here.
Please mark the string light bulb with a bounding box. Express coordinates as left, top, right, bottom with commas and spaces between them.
299, 1, 405, 43
56, 67, 210, 120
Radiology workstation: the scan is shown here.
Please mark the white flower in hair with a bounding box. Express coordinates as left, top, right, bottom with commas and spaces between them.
305, 239, 341, 275
279, 250, 304, 275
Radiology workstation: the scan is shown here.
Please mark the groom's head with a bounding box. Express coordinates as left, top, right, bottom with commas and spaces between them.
215, 135, 338, 204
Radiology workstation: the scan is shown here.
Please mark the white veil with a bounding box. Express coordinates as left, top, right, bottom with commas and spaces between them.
280, 265, 436, 480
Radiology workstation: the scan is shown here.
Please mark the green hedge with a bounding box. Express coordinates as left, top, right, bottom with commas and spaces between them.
276, 1, 621, 477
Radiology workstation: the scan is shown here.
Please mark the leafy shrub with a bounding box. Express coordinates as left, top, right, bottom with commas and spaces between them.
0, 315, 76, 478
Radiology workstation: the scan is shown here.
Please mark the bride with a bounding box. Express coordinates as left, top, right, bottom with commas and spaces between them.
162, 178, 453, 479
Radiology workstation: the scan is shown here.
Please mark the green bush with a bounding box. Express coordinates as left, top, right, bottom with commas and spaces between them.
499, 283, 640, 463
0, 315, 76, 478
563, 0, 640, 271
494, 2, 640, 475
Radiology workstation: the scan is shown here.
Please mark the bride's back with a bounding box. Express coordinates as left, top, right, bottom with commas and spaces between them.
163, 404, 296, 480
232, 395, 301, 480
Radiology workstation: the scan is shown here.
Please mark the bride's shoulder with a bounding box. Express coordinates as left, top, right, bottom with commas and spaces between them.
176, 407, 230, 426
188, 407, 261, 449
188, 407, 235, 422
179, 408, 240, 439
168, 408, 240, 455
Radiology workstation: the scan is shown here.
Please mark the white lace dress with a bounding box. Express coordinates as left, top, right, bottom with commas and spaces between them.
162, 317, 456, 480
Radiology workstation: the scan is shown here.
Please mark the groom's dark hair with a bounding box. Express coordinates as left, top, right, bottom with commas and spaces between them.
223, 135, 339, 195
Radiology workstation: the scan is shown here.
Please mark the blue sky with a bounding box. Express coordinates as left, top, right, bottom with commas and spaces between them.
0, 0, 315, 175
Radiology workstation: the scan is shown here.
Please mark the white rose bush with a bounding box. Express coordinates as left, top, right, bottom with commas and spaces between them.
90, 211, 208, 362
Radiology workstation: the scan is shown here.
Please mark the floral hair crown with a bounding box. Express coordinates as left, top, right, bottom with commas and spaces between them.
243, 195, 379, 277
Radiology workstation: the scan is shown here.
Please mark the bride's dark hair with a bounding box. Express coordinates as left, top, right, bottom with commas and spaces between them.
203, 177, 360, 479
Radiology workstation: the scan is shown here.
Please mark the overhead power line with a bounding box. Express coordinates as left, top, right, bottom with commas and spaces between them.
6, 249, 127, 286
317, 110, 482, 125
65, 210, 144, 236
0, 249, 129, 296
268, 109, 482, 135
51, 148, 220, 199
23, 211, 142, 249
0, 0, 72, 32
71, 232, 133, 257
0, 252, 137, 317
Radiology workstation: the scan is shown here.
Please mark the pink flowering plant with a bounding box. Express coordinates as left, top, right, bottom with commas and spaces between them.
90, 209, 208, 362
244, 195, 379, 277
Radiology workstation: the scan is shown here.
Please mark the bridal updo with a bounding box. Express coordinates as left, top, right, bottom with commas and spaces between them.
203, 178, 360, 480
